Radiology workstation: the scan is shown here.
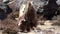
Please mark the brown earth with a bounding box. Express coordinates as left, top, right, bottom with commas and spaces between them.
0, 0, 60, 34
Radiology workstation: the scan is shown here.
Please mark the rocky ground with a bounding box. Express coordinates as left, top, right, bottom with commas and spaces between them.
0, 0, 60, 34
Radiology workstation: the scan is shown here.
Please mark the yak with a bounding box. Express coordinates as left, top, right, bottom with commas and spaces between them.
43, 0, 58, 20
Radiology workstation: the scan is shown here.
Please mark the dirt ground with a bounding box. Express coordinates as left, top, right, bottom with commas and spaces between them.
0, 0, 60, 34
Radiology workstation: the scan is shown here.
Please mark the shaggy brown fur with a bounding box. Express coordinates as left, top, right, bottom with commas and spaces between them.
20, 2, 37, 32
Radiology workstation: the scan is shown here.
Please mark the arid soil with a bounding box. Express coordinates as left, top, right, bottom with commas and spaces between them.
0, 0, 60, 34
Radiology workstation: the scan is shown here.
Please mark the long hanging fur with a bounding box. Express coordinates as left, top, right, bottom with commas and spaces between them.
19, 2, 37, 32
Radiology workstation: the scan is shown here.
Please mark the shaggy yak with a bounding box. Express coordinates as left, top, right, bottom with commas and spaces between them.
16, 2, 37, 32
43, 0, 58, 20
